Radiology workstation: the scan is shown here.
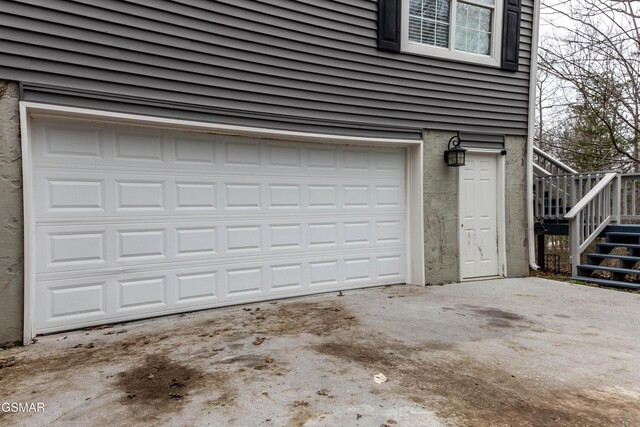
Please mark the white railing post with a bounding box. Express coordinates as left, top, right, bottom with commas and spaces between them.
612, 173, 621, 223
564, 172, 618, 276
570, 213, 580, 277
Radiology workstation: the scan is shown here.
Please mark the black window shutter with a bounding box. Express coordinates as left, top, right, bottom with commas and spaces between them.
378, 0, 401, 52
501, 0, 521, 71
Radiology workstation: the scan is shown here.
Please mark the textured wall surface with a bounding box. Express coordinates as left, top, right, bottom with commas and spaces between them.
504, 136, 530, 277
422, 130, 460, 284
0, 80, 23, 346
422, 132, 529, 284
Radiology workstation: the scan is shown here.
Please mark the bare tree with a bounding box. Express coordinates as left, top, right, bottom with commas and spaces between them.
539, 0, 640, 171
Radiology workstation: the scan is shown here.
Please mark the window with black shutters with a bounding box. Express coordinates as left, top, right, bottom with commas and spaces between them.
378, 0, 521, 70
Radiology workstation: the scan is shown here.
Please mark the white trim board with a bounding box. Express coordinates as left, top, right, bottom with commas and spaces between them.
19, 102, 426, 342
20, 102, 36, 344
21, 102, 422, 147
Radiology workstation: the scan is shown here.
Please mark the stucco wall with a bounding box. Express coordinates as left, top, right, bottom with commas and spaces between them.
504, 136, 529, 277
422, 131, 529, 284
0, 80, 23, 346
423, 130, 460, 284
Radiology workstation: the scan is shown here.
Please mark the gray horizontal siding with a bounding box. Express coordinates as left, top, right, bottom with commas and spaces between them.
0, 0, 536, 137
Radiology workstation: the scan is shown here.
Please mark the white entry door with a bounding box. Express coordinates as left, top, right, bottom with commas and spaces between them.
31, 117, 407, 334
459, 152, 499, 279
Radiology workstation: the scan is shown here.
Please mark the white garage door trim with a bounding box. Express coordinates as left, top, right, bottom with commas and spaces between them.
457, 148, 507, 281
20, 102, 425, 343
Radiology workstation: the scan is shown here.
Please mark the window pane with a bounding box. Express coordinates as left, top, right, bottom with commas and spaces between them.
423, 20, 436, 45
455, 2, 492, 55
478, 6, 491, 29
435, 23, 450, 48
436, 0, 450, 21
408, 0, 451, 48
409, 14, 422, 42
423, 0, 436, 19
477, 31, 490, 54
468, 5, 480, 28
409, 0, 422, 17
455, 27, 467, 52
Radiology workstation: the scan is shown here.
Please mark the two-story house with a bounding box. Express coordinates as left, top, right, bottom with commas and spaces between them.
0, 0, 539, 346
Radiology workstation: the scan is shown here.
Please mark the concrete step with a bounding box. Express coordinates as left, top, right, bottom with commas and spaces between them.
571, 276, 640, 290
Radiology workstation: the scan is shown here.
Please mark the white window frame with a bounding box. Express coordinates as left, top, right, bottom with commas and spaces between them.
401, 0, 503, 67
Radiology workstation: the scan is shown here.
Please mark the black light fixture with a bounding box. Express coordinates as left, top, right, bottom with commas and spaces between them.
444, 135, 466, 167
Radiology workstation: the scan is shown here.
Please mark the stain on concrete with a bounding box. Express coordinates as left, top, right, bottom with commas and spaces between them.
312, 337, 640, 427
219, 354, 276, 372
117, 355, 204, 420
201, 300, 359, 339
286, 407, 315, 427
457, 304, 530, 329
471, 307, 524, 321
1, 285, 639, 427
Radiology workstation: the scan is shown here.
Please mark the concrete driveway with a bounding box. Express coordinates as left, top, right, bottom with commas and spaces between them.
1, 278, 639, 427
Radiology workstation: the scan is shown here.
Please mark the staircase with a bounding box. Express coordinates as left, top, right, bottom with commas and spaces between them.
574, 230, 640, 290
533, 147, 640, 289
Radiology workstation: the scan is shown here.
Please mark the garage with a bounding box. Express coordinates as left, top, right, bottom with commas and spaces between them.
28, 115, 411, 334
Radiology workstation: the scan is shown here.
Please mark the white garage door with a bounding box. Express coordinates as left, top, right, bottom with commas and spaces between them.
31, 117, 407, 333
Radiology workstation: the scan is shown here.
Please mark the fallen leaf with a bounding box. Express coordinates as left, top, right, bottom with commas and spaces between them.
91, 324, 112, 330
252, 337, 266, 346
293, 400, 309, 407
0, 358, 16, 369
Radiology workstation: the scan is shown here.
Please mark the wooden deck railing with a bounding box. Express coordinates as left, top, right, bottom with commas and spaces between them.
621, 174, 640, 220
532, 148, 640, 275
533, 146, 577, 176
564, 172, 621, 276
534, 172, 611, 221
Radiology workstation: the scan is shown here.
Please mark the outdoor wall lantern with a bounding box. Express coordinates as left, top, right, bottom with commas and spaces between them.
444, 135, 466, 167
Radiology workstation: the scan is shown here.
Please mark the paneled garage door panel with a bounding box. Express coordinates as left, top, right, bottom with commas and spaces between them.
32, 118, 407, 333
